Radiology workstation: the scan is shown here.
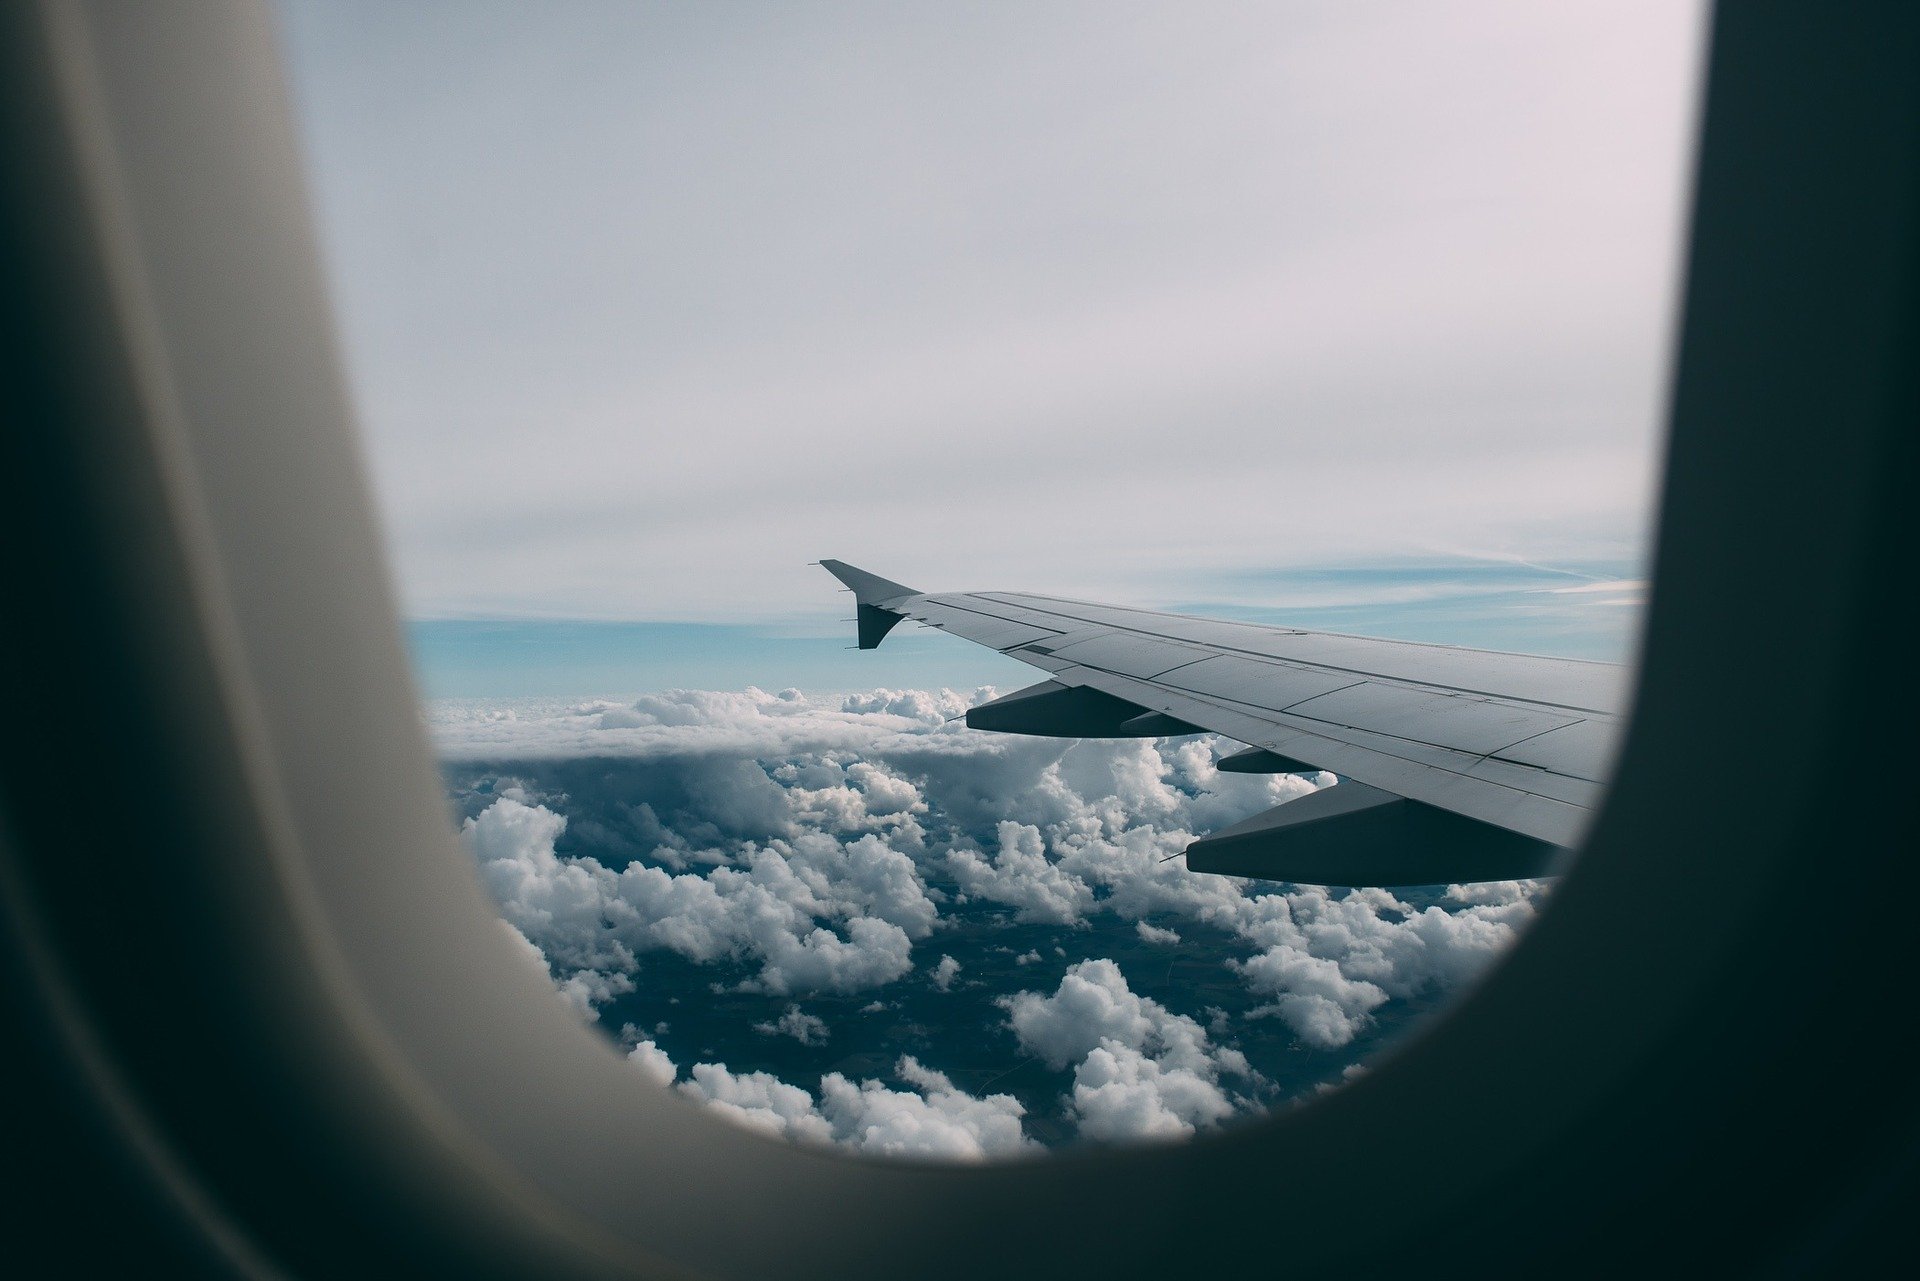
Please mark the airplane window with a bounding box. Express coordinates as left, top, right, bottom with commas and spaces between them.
273, 1, 1703, 1157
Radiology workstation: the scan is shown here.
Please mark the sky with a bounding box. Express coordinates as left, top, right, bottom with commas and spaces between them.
405, 556, 1646, 697
265, 3, 1705, 1153
273, 0, 1705, 675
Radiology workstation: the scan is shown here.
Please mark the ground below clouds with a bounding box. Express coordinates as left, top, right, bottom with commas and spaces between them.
436, 686, 1547, 1158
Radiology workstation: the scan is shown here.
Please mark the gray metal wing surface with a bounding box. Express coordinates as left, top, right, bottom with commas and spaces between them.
820, 560, 1624, 887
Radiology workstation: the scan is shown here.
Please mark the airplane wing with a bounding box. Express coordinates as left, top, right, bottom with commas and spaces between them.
820, 560, 1624, 887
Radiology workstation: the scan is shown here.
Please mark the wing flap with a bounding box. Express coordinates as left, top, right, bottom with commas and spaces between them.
1185, 781, 1563, 886
1283, 681, 1582, 755
965, 680, 1155, 737
1216, 746, 1318, 773
1161, 654, 1362, 709
1050, 663, 1598, 846
984, 592, 1626, 712
1488, 718, 1621, 782
1044, 631, 1211, 679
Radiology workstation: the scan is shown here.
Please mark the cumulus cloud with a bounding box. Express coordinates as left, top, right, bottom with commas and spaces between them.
817, 1058, 1034, 1160
432, 685, 980, 761
496, 917, 630, 1023
1002, 959, 1253, 1140
931, 955, 961, 992
680, 1060, 835, 1145
1071, 1043, 1237, 1141
1236, 945, 1387, 1049
464, 791, 932, 999
668, 1054, 1035, 1159
627, 1038, 677, 1087
447, 686, 1551, 1146
1224, 884, 1542, 1048
754, 1005, 830, 1046
553, 967, 636, 1021
947, 822, 1095, 926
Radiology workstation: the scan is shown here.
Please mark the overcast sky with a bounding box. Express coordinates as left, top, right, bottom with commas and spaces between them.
274, 1, 1704, 627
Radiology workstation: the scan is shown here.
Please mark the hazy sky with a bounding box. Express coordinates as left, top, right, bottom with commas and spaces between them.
275, 1, 1704, 627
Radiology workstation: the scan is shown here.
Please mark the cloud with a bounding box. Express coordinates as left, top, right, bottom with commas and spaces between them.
946, 822, 1096, 926
1544, 578, 1647, 595
553, 968, 636, 1022
931, 955, 961, 992
1070, 1043, 1237, 1141
1003, 959, 1245, 1077
496, 910, 631, 1024
754, 1004, 830, 1046
817, 1058, 1035, 1160
1002, 959, 1253, 1140
431, 685, 980, 761
627, 1038, 677, 1087
664, 1052, 1036, 1159
465, 789, 930, 997
1225, 885, 1542, 1048
1235, 945, 1388, 1050
679, 1061, 835, 1146
459, 691, 1546, 1038
451, 686, 1552, 1146
285, 2, 1696, 626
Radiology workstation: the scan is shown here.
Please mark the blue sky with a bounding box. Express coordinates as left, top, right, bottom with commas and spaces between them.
407, 555, 1642, 698
408, 616, 1032, 699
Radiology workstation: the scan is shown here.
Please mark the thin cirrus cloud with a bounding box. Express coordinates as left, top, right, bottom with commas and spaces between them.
274, 1, 1705, 626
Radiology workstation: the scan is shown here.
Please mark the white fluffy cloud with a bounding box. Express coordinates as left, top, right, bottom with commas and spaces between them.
449, 687, 1551, 1145
1070, 1043, 1237, 1142
466, 790, 932, 997
817, 1058, 1034, 1160
637, 1044, 1035, 1159
433, 685, 977, 761
1223, 884, 1542, 1048
679, 1060, 836, 1146
754, 1005, 830, 1046
931, 955, 961, 992
947, 822, 1096, 926
461, 691, 1545, 1039
1002, 959, 1253, 1141
626, 1038, 678, 1087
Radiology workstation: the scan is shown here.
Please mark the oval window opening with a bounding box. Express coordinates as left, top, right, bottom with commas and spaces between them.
276, 0, 1703, 1159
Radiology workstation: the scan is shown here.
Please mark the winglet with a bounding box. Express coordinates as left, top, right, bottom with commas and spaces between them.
817, 559, 919, 605
817, 560, 920, 649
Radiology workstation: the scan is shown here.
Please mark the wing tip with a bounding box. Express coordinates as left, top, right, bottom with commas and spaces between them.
817, 559, 920, 605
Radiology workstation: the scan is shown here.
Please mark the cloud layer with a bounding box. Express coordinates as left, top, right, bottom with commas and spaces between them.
451, 686, 1549, 1153
644, 1046, 1035, 1161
